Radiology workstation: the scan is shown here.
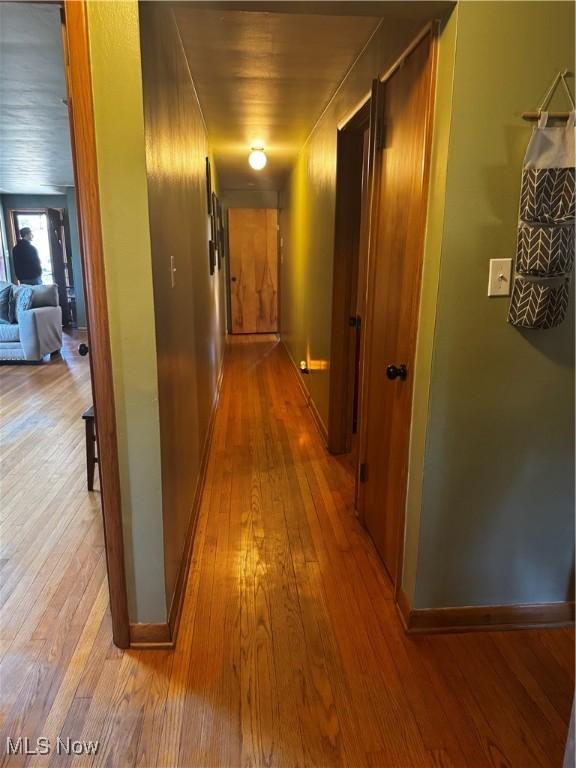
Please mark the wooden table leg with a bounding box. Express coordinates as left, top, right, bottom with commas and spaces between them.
85, 416, 96, 491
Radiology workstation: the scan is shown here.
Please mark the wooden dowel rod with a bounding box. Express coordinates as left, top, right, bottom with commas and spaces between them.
522, 111, 572, 120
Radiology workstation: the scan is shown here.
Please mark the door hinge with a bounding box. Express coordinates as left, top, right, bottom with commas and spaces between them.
359, 462, 368, 483
349, 315, 361, 328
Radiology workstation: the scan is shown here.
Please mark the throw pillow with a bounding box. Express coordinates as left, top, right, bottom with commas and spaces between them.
8, 285, 34, 324
0, 282, 11, 324
30, 283, 59, 308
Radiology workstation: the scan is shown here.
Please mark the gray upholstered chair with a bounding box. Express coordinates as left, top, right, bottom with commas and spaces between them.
0, 282, 62, 362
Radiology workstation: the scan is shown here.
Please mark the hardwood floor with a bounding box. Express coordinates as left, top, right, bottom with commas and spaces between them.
0, 334, 573, 767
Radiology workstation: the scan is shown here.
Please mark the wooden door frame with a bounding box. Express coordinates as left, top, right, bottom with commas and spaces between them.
356, 24, 438, 600
61, 0, 130, 647
6, 0, 130, 647
7, 207, 54, 247
327, 100, 370, 455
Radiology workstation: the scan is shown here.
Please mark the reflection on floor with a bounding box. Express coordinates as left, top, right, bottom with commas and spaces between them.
0, 334, 573, 767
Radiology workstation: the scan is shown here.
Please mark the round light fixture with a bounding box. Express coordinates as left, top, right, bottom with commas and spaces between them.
248, 147, 267, 170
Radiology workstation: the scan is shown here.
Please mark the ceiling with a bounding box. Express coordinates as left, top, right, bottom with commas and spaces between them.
173, 7, 380, 189
173, 1, 453, 191
179, 2, 452, 20
0, 3, 73, 195
0, 1, 453, 196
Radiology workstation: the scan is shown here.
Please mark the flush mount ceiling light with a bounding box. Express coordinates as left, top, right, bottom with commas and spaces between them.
248, 146, 267, 171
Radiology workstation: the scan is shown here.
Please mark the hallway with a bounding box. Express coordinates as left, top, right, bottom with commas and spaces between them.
1, 336, 573, 767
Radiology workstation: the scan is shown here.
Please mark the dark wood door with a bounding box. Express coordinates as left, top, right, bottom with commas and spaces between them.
228, 208, 278, 334
358, 34, 435, 584
47, 208, 73, 325
350, 125, 371, 464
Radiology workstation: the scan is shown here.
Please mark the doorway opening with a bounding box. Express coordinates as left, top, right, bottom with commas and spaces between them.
0, 0, 128, 648
328, 99, 371, 463
8, 208, 76, 325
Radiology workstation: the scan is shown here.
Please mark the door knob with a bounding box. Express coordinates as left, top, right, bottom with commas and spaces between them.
78, 343, 89, 356
386, 364, 407, 381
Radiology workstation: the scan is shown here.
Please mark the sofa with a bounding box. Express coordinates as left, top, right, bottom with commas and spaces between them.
0, 281, 62, 362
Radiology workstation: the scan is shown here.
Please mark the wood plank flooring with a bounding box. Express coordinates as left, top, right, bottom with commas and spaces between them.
0, 334, 574, 767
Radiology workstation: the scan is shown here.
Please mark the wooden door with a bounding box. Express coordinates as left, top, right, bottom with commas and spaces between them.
350, 125, 371, 464
228, 208, 278, 333
47, 208, 73, 325
358, 33, 435, 585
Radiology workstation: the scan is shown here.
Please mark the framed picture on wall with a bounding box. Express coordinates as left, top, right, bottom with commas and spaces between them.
206, 158, 215, 275
216, 199, 223, 267
218, 199, 226, 261
211, 192, 218, 245
209, 239, 216, 276
205, 157, 212, 210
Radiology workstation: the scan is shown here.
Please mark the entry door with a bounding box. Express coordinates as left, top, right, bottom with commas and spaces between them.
358, 34, 435, 584
47, 208, 73, 325
228, 208, 278, 333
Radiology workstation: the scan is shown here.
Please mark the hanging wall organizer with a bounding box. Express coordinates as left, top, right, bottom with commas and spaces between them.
508, 70, 575, 329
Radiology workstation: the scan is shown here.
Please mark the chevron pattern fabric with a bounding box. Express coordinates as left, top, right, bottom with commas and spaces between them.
517, 224, 575, 276
510, 161, 574, 328
520, 167, 575, 224
508, 276, 570, 329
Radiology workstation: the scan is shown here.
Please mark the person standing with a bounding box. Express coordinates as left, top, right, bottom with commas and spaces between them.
12, 227, 42, 285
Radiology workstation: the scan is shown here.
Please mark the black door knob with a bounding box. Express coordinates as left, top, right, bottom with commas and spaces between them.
78, 343, 89, 357
386, 364, 407, 381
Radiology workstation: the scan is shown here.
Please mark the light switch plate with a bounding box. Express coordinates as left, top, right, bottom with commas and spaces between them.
487, 258, 512, 297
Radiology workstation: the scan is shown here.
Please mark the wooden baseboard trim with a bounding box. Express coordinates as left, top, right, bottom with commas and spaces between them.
165, 357, 226, 647
129, 353, 225, 650
396, 588, 412, 631
309, 394, 328, 443
280, 339, 328, 443
397, 589, 575, 634
129, 622, 172, 649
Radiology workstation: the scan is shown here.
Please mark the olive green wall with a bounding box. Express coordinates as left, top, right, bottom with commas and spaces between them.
406, 1, 575, 609
139, 3, 227, 614
87, 1, 166, 623
279, 17, 429, 428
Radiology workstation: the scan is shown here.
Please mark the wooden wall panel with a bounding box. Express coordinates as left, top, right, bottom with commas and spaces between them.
139, 3, 226, 618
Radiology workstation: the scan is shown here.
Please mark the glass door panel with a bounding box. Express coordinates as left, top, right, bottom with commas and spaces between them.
13, 212, 54, 284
